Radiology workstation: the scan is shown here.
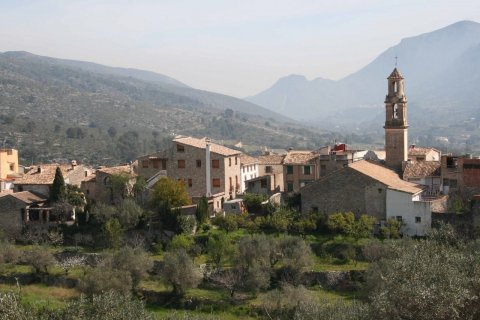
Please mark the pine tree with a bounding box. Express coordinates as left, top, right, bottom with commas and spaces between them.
50, 166, 66, 202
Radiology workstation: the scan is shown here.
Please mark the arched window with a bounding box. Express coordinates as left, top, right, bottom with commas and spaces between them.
393, 81, 398, 93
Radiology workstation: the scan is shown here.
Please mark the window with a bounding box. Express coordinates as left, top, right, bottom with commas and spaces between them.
9, 164, 14, 171
450, 179, 458, 188
212, 159, 220, 168
178, 160, 185, 168
415, 217, 421, 223
213, 178, 221, 188
188, 179, 193, 188
176, 144, 185, 152
161, 159, 167, 170
287, 182, 294, 192
152, 159, 160, 169
303, 166, 311, 175
196, 160, 201, 168
378, 188, 383, 194
287, 165, 293, 174
229, 177, 232, 190
443, 178, 449, 186
311, 206, 319, 213
229, 158, 232, 167
142, 160, 149, 168
261, 179, 267, 188
396, 216, 402, 222
266, 166, 272, 173
393, 104, 399, 119
235, 157, 238, 165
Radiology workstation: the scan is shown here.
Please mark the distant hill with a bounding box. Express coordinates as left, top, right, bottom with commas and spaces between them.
248, 20, 480, 124
0, 51, 333, 165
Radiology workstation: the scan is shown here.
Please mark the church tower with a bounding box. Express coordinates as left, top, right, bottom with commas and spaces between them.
384, 68, 408, 170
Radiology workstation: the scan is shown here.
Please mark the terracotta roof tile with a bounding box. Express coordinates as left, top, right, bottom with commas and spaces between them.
283, 150, 318, 165
349, 160, 423, 194
403, 161, 441, 179
0, 191, 47, 204
15, 164, 88, 185
97, 165, 135, 176
240, 154, 258, 166
173, 136, 241, 157
258, 154, 285, 165
408, 146, 440, 156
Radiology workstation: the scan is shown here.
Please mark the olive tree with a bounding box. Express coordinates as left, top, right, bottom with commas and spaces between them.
162, 249, 202, 296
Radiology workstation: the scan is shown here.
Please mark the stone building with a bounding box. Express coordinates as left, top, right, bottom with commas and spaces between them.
283, 150, 319, 193
384, 68, 408, 171
14, 161, 93, 198
0, 191, 49, 236
407, 145, 440, 162
301, 160, 439, 236
136, 136, 242, 212
403, 161, 441, 197
253, 153, 285, 194
440, 154, 480, 195
81, 165, 136, 204
316, 144, 367, 178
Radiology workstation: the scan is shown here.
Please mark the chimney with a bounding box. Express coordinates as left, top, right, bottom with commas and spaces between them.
71, 160, 77, 170
205, 138, 212, 197
37, 166, 42, 173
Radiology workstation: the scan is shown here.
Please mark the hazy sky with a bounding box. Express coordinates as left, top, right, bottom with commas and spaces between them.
1, 0, 480, 97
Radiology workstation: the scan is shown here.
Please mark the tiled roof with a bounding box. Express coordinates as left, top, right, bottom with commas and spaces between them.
258, 154, 285, 165
388, 68, 404, 80
349, 160, 423, 194
15, 164, 86, 185
403, 161, 441, 179
408, 146, 440, 156
97, 165, 135, 176
0, 191, 47, 204
283, 150, 317, 165
173, 136, 241, 157
82, 173, 96, 182
240, 154, 258, 166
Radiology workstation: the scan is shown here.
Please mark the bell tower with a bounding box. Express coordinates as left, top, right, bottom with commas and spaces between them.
384, 68, 408, 170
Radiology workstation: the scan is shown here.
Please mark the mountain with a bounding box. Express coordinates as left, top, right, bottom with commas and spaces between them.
0, 51, 333, 165
248, 20, 480, 124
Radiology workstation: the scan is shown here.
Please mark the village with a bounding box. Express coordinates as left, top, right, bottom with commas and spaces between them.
1, 68, 480, 319
1, 68, 478, 237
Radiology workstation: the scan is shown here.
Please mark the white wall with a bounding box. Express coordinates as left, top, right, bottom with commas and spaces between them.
386, 189, 431, 236
240, 163, 259, 193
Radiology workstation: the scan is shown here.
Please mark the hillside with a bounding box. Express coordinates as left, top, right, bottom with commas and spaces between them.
247, 20, 480, 153
0, 51, 335, 165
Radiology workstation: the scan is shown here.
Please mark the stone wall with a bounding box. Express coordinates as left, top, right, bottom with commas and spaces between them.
0, 196, 24, 236
301, 167, 385, 219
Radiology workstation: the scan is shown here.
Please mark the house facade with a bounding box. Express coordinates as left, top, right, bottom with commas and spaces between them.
283, 150, 318, 193
403, 161, 441, 197
440, 154, 480, 195
14, 161, 92, 198
301, 160, 437, 236
0, 148, 19, 192
239, 154, 259, 193
136, 136, 242, 212
0, 191, 49, 236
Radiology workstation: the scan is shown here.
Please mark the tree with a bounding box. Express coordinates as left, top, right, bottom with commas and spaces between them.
326, 212, 355, 234
277, 236, 314, 284
162, 249, 202, 296
80, 266, 133, 296
168, 234, 194, 252
212, 215, 238, 233
112, 247, 153, 289
365, 237, 480, 320
109, 173, 132, 203
50, 166, 66, 202
104, 218, 123, 249
24, 245, 56, 275
107, 126, 117, 139
116, 198, 144, 229
195, 196, 209, 224
150, 177, 190, 209
206, 231, 234, 268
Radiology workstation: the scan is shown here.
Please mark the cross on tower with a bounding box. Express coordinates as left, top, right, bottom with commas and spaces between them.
394, 55, 398, 67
